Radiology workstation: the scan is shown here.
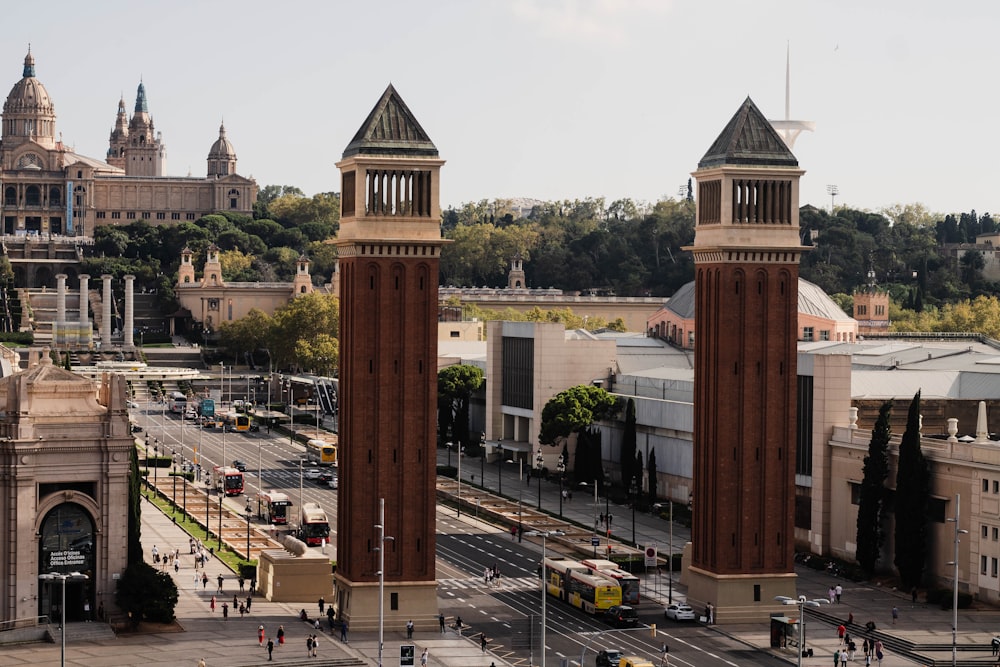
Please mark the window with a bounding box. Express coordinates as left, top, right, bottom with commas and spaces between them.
50, 187, 61, 206
802, 327, 814, 342
4, 187, 15, 206
142, 212, 150, 219
186, 213, 196, 220
111, 212, 121, 219
993, 558, 998, 578
96, 211, 106, 219
986, 479, 991, 492
993, 527, 998, 541
820, 330, 830, 341
856, 304, 867, 316
983, 555, 989, 575
171, 212, 181, 220
25, 185, 40, 206
156, 212, 165, 220
230, 198, 238, 209
985, 525, 990, 538
994, 480, 999, 494
126, 212, 136, 220
76, 170, 82, 178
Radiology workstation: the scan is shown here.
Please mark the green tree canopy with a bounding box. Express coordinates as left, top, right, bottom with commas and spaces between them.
438, 364, 485, 453
539, 385, 617, 446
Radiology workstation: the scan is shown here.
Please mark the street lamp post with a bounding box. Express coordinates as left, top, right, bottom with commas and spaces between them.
153, 440, 159, 488
171, 450, 177, 512
205, 478, 211, 542
456, 443, 463, 518
525, 530, 564, 667
39, 572, 89, 667
535, 450, 544, 511
480, 432, 486, 489
630, 477, 638, 546
375, 498, 395, 667
947, 493, 968, 667
182, 457, 187, 515
775, 595, 829, 667
218, 493, 223, 550
245, 497, 252, 560
556, 453, 567, 517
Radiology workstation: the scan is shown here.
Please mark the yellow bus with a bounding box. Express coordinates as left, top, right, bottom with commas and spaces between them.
222, 412, 251, 432
306, 439, 337, 466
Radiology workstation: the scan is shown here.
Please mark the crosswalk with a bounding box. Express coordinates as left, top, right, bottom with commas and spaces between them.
437, 576, 540, 592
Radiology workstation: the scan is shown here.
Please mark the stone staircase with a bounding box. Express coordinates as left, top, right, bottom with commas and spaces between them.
45, 621, 116, 643
20, 287, 84, 344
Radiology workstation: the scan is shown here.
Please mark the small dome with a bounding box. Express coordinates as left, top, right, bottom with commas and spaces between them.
4, 50, 54, 116
208, 123, 236, 160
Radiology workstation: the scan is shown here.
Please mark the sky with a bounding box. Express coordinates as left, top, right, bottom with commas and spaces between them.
8, 0, 1000, 218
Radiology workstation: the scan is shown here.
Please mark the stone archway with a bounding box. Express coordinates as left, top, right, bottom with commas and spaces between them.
36, 501, 97, 622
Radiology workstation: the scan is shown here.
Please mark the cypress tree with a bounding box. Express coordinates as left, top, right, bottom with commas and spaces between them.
893, 390, 931, 589
856, 401, 892, 575
647, 449, 658, 504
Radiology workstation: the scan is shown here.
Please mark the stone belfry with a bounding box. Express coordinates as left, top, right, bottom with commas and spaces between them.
334, 84, 445, 629
685, 98, 805, 623
124, 82, 165, 176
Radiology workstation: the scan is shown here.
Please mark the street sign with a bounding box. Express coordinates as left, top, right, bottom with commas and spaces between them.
590, 536, 600, 547
644, 545, 658, 567
400, 644, 415, 666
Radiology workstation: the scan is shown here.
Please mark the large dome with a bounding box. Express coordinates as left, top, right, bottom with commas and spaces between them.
208, 123, 236, 160
3, 50, 54, 116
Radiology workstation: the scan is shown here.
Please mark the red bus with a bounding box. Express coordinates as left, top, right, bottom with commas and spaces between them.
298, 502, 330, 546
257, 490, 292, 524
212, 466, 244, 496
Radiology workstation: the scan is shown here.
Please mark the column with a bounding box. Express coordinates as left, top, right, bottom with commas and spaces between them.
101, 274, 112, 348
78, 274, 90, 346
55, 273, 66, 347
124, 274, 135, 348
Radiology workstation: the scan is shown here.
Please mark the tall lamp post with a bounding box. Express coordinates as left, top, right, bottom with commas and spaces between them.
479, 432, 486, 489
39, 572, 89, 667
182, 456, 187, 515
153, 439, 159, 488
171, 449, 177, 512
375, 498, 395, 667
535, 450, 544, 510
556, 453, 566, 517
456, 443, 463, 518
946, 493, 968, 667
525, 530, 563, 667
218, 493, 223, 550
775, 595, 829, 667
630, 477, 638, 546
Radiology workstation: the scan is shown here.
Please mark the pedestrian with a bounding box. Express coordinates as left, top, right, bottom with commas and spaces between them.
152, 545, 159, 562
222, 602, 229, 620
481, 632, 488, 652
198, 659, 206, 667
277, 624, 285, 645
439, 613, 445, 633
190, 537, 196, 554
833, 648, 840, 667
835, 583, 843, 603
862, 638, 870, 658
313, 618, 321, 630
84, 600, 91, 622
510, 525, 516, 540
97, 601, 104, 621
707, 602, 714, 624
306, 635, 313, 658
840, 646, 847, 667
174, 559, 179, 573
202, 572, 208, 589
891, 606, 898, 625
233, 593, 238, 609
210, 595, 216, 612
837, 623, 845, 642
407, 619, 414, 638
993, 636, 1000, 657
312, 633, 319, 657
340, 619, 348, 642
258, 624, 265, 647
239, 576, 245, 592
327, 606, 334, 625
246, 595, 252, 612
239, 603, 246, 618
421, 648, 428, 666
318, 596, 325, 615
874, 639, 884, 665
266, 638, 274, 661
217, 573, 224, 593
828, 586, 836, 604
847, 639, 856, 661
847, 611, 854, 626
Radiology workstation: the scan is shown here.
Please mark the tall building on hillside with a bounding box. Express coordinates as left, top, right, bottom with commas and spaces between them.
685, 98, 806, 623
0, 49, 255, 239
334, 85, 445, 629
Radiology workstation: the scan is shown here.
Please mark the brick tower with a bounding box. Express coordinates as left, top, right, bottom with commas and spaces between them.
333, 85, 445, 629
685, 98, 805, 623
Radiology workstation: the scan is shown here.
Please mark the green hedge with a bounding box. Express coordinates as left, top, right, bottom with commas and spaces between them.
0, 331, 33, 345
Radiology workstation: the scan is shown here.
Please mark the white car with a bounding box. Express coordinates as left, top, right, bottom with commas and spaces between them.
327, 475, 338, 490
665, 603, 696, 621
126, 400, 139, 409
303, 468, 322, 481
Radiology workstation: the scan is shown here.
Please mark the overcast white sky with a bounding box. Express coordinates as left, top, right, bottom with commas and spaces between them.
9, 0, 997, 217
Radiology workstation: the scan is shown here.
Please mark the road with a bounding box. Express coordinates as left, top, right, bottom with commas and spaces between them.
132, 404, 777, 667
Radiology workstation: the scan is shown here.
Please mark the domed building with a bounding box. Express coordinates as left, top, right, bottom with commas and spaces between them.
0, 49, 256, 241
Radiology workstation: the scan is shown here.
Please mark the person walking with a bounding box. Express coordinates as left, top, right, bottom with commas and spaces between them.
239, 602, 246, 618
318, 596, 325, 615
258, 625, 265, 647
874, 639, 884, 665
311, 634, 318, 658
406, 619, 414, 639
277, 624, 285, 646
420, 648, 428, 666
835, 583, 843, 603
222, 602, 228, 620
438, 613, 445, 633
202, 572, 209, 589
992, 636, 1000, 657
481, 632, 488, 653
266, 637, 274, 661
828, 586, 836, 604
233, 593, 238, 609
83, 600, 91, 622
217, 573, 224, 594
305, 635, 313, 658
340, 619, 348, 642
210, 596, 216, 613
839, 646, 848, 667
833, 648, 840, 667
246, 595, 252, 613
837, 623, 846, 643
197, 659, 206, 667
239, 576, 245, 592
891, 606, 898, 625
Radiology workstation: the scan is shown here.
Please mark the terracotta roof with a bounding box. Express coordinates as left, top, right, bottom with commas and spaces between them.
698, 97, 798, 169
342, 84, 438, 158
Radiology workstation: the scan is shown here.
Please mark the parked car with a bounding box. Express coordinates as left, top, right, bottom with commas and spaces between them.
603, 604, 639, 628
303, 468, 322, 481
232, 459, 247, 472
327, 475, 339, 490
595, 648, 624, 667
664, 603, 696, 621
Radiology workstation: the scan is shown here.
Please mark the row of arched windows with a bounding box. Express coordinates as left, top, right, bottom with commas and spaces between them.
3, 185, 62, 207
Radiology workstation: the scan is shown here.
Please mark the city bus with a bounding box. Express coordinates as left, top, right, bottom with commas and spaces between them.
306, 439, 337, 466
169, 391, 188, 414
257, 490, 292, 525
298, 502, 330, 546
543, 557, 621, 614
211, 466, 245, 496
581, 558, 641, 605
198, 397, 215, 419
222, 412, 252, 432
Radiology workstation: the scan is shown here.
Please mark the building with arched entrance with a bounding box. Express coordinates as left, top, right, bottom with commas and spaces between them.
0, 350, 132, 626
